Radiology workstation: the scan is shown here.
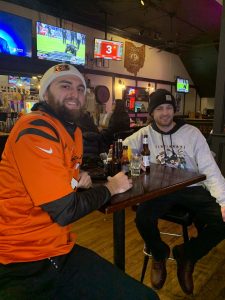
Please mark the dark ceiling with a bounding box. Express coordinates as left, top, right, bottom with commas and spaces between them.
3, 0, 223, 97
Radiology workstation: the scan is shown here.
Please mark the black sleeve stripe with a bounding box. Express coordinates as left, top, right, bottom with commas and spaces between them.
29, 119, 60, 140
16, 128, 60, 143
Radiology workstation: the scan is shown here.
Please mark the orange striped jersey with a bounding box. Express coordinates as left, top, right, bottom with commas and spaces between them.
0, 111, 83, 264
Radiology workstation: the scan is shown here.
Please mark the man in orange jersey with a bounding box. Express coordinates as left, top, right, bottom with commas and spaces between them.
0, 63, 159, 300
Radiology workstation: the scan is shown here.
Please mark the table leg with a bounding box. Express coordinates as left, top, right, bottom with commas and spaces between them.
113, 209, 125, 271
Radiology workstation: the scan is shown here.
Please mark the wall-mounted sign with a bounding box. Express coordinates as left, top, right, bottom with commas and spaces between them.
94, 39, 123, 61
124, 42, 145, 76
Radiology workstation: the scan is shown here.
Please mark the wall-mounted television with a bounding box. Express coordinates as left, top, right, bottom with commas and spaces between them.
0, 10, 32, 57
36, 22, 86, 65
94, 38, 123, 60
176, 77, 189, 93
8, 76, 31, 88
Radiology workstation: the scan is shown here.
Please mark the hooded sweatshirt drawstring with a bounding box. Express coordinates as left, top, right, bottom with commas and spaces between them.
161, 134, 167, 158
161, 134, 176, 160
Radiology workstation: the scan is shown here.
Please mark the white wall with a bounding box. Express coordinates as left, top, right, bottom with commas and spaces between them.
86, 74, 112, 112
0, 75, 8, 87
201, 97, 215, 113
0, 0, 197, 112
185, 88, 197, 115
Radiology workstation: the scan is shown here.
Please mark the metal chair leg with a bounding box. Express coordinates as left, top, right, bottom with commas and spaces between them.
140, 254, 149, 283
140, 206, 193, 282
182, 224, 189, 242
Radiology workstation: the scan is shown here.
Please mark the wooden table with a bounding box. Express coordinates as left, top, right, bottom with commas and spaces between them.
100, 164, 206, 271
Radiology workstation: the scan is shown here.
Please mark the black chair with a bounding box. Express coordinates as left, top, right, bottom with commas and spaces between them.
0, 135, 8, 159
140, 205, 194, 283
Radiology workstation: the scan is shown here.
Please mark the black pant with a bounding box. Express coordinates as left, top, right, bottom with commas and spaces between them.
0, 245, 159, 300
136, 186, 225, 262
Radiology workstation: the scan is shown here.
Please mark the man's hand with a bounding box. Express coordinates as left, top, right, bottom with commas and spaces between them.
221, 206, 225, 222
105, 172, 133, 196
77, 171, 92, 189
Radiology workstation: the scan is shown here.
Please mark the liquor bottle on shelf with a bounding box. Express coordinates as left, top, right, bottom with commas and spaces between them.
121, 145, 129, 175
5, 113, 13, 133
141, 134, 150, 173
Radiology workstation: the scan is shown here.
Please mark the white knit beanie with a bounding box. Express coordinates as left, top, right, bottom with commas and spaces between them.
39, 63, 86, 101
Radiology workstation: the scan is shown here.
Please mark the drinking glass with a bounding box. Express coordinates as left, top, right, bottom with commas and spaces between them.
130, 154, 142, 176
100, 152, 108, 175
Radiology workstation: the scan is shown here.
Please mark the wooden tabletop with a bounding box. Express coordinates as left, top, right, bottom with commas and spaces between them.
102, 164, 206, 214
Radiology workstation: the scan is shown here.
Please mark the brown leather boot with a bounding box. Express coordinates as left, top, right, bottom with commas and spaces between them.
150, 246, 170, 289
173, 244, 195, 295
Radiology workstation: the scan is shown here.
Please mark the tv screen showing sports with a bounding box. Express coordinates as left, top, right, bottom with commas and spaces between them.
36, 22, 86, 65
0, 10, 32, 57
176, 77, 189, 93
8, 76, 31, 88
94, 38, 123, 60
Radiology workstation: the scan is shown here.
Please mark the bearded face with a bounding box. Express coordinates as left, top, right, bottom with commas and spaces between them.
43, 75, 86, 123
46, 89, 83, 122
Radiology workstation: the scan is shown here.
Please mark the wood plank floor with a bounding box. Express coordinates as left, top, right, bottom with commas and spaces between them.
72, 208, 225, 300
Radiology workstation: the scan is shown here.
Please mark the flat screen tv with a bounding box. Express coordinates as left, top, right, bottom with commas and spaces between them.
8, 76, 31, 88
94, 38, 123, 60
176, 77, 189, 93
36, 22, 86, 65
0, 10, 32, 57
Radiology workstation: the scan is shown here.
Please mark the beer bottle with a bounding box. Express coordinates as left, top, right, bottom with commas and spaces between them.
107, 144, 113, 162
121, 145, 129, 174
141, 134, 150, 173
109, 141, 121, 176
117, 138, 123, 159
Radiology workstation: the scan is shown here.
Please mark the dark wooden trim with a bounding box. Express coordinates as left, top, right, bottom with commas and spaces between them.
214, 3, 225, 134
112, 77, 115, 102
211, 133, 225, 176
0, 48, 195, 89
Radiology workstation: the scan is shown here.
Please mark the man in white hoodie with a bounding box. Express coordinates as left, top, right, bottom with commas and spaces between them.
124, 89, 225, 295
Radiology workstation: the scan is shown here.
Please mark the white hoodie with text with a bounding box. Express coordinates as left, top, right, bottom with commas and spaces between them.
124, 120, 225, 207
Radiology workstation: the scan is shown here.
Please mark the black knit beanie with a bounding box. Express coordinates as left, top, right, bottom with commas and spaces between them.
148, 89, 176, 114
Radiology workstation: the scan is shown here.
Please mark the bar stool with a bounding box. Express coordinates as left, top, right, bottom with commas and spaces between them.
140, 205, 194, 283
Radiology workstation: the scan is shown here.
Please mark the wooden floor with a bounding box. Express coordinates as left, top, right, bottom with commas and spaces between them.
72, 208, 225, 300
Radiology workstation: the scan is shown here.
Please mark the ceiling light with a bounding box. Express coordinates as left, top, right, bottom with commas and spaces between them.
141, 0, 145, 6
